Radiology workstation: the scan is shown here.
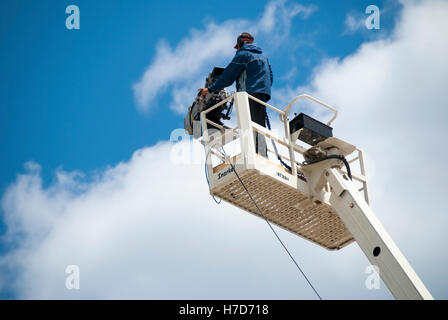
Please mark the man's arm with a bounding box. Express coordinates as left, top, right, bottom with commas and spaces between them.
208, 52, 247, 92
269, 60, 273, 85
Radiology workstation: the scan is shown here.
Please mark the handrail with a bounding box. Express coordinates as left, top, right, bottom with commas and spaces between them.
202, 92, 341, 180
201, 91, 370, 208
200, 95, 234, 144
283, 94, 338, 126
200, 95, 234, 116
205, 119, 224, 130
251, 121, 307, 154
266, 149, 302, 167
247, 94, 285, 115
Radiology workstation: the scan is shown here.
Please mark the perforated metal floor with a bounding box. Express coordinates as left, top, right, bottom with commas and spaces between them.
211, 169, 354, 250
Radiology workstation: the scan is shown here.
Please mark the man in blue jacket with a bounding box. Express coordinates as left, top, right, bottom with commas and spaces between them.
199, 32, 273, 157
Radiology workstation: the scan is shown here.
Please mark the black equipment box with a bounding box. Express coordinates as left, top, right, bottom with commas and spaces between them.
289, 113, 333, 146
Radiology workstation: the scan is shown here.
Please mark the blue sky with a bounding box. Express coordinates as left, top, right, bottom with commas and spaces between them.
0, 0, 400, 192
3, 0, 448, 299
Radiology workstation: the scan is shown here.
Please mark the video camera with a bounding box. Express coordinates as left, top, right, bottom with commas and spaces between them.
184, 67, 233, 138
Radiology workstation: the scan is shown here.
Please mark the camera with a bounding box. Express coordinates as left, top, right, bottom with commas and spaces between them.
184, 67, 233, 138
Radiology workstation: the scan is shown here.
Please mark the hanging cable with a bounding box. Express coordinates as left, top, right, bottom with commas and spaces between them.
265, 113, 292, 171
265, 114, 307, 181
204, 144, 221, 204
213, 146, 323, 300
304, 154, 352, 180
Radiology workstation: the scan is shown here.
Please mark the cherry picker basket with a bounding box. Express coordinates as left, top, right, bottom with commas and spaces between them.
201, 92, 369, 250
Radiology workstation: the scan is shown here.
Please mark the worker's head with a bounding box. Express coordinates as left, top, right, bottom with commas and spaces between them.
234, 32, 254, 50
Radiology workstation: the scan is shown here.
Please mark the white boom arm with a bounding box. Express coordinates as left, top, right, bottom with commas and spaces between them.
202, 92, 433, 299
324, 167, 433, 299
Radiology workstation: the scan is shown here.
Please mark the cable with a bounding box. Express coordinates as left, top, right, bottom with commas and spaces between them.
265, 114, 307, 181
265, 113, 292, 171
265, 112, 350, 182
214, 146, 323, 300
304, 154, 352, 180
204, 145, 221, 204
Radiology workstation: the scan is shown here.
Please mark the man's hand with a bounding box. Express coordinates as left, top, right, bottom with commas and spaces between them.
198, 88, 209, 96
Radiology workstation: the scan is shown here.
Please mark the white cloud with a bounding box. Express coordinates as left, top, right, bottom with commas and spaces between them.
281, 0, 448, 298
2, 0, 448, 300
344, 12, 366, 34
132, 0, 317, 114
169, 80, 203, 115
1, 140, 391, 299
258, 0, 316, 34
132, 22, 244, 111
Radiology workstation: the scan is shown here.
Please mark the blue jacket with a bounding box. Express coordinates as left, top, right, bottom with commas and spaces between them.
208, 43, 273, 99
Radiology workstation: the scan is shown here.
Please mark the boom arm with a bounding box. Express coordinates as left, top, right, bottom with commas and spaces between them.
325, 167, 433, 299
202, 92, 433, 299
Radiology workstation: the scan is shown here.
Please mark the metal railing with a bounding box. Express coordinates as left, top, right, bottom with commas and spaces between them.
200, 92, 369, 203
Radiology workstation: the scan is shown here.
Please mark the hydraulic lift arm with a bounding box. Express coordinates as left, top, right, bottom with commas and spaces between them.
325, 167, 433, 299
201, 91, 433, 299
